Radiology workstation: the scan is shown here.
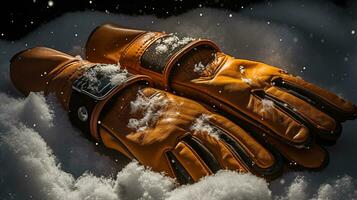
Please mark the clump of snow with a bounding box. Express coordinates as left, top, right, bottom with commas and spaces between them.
0, 93, 54, 132
314, 175, 356, 200
193, 62, 207, 74
167, 171, 271, 200
284, 176, 308, 200
155, 34, 195, 54
261, 98, 275, 112
276, 175, 357, 200
80, 64, 128, 93
190, 114, 220, 140
156, 44, 169, 54
242, 77, 253, 85
128, 91, 168, 131
0, 93, 118, 200
238, 65, 252, 84
239, 65, 245, 74
115, 161, 175, 200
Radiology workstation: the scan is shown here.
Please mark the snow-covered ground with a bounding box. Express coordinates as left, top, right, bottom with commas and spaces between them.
1, 0, 357, 199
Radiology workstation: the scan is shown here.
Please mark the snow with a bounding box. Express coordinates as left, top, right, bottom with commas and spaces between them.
154, 34, 194, 55
1, 0, 357, 199
155, 43, 169, 54
282, 176, 308, 200
261, 98, 275, 112
239, 65, 245, 74
193, 62, 207, 74
190, 114, 220, 140
48, 0, 54, 7
167, 171, 271, 200
80, 64, 128, 93
128, 91, 168, 131
241, 77, 253, 85
276, 175, 357, 200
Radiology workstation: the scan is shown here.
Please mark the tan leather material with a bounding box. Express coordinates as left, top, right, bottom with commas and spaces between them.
264, 86, 336, 131
84, 24, 357, 171
280, 75, 356, 115
208, 113, 275, 169
10, 47, 283, 183
86, 24, 147, 64
10, 47, 90, 109
172, 142, 211, 181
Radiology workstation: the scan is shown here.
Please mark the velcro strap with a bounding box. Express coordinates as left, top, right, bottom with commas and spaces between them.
140, 34, 221, 89
68, 64, 152, 140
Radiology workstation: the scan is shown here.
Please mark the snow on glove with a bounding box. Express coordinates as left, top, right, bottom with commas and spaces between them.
10, 47, 284, 184
85, 24, 357, 170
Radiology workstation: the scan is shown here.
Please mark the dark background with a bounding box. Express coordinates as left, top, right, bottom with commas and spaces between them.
0, 0, 351, 41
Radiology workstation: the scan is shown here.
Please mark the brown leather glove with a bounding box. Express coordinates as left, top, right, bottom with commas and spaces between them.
85, 24, 357, 170
10, 47, 285, 184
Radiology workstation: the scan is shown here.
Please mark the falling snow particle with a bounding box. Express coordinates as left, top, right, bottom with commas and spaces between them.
352, 30, 355, 35
199, 13, 203, 17
48, 0, 54, 7
229, 14, 233, 18
280, 179, 285, 184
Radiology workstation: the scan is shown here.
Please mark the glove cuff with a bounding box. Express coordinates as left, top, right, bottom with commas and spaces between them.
68, 64, 152, 140
86, 24, 221, 90
121, 33, 220, 90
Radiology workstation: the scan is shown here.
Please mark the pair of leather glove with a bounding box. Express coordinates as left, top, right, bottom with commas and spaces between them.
10, 24, 357, 184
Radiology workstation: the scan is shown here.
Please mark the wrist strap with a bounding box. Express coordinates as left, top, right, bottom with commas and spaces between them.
68, 64, 152, 140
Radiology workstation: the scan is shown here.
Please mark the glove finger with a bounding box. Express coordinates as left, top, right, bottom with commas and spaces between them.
191, 113, 283, 178
263, 132, 329, 169
264, 86, 342, 143
272, 76, 357, 121
227, 115, 329, 170
247, 90, 313, 149
170, 140, 215, 183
